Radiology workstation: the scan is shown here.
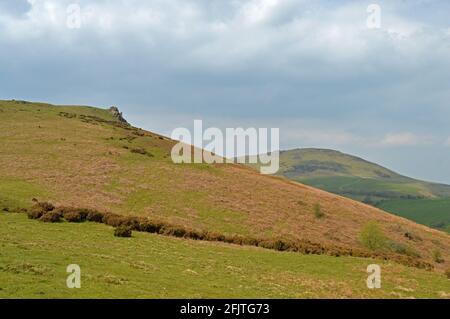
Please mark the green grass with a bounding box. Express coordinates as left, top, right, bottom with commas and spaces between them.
378, 198, 450, 233
197, 208, 249, 235
0, 177, 50, 209
0, 213, 449, 298
300, 176, 423, 199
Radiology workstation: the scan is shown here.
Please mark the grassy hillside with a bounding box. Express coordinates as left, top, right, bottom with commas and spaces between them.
277, 148, 450, 201
259, 148, 450, 233
379, 198, 450, 233
1, 212, 449, 298
0, 99, 449, 289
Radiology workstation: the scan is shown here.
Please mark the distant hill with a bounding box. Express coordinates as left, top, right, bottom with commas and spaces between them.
262, 148, 450, 232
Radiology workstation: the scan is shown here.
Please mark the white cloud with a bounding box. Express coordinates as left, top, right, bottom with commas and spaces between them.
238, 0, 281, 25
380, 132, 435, 147
282, 128, 361, 146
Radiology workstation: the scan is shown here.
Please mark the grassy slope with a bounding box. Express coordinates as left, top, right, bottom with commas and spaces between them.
265, 149, 450, 233
379, 198, 450, 233
0, 100, 449, 272
1, 213, 449, 298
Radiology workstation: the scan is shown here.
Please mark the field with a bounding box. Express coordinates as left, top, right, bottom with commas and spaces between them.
299, 176, 425, 203
378, 198, 450, 233
1, 212, 449, 298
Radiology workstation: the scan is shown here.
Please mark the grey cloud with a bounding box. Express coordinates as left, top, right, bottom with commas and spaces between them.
0, 0, 31, 16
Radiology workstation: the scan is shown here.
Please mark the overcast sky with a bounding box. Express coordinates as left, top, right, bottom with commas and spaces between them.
1, 0, 450, 183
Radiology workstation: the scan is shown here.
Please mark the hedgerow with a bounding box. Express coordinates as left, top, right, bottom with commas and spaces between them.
23, 201, 433, 270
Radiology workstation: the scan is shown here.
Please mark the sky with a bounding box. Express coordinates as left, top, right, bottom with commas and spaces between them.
1, 0, 450, 183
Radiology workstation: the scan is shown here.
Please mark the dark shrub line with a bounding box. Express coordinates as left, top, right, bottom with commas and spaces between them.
58, 112, 132, 130
130, 148, 154, 157
39, 211, 62, 223
25, 201, 433, 270
27, 201, 55, 219
114, 225, 132, 238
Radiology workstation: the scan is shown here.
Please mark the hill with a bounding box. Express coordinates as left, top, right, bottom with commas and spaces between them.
0, 99, 449, 298
262, 148, 450, 233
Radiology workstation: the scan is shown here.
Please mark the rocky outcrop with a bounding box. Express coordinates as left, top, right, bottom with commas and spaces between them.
108, 106, 128, 124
